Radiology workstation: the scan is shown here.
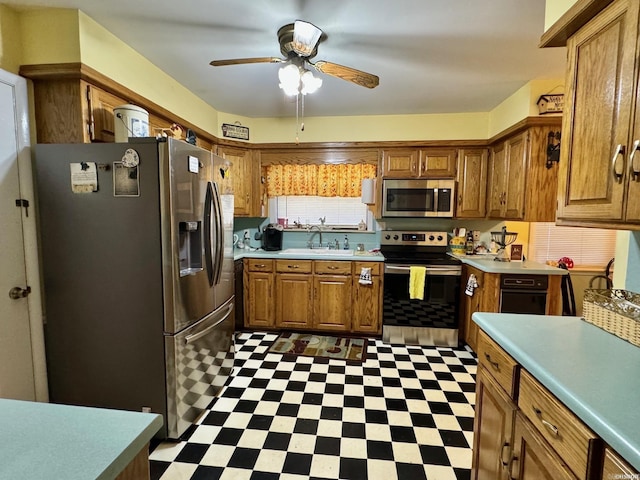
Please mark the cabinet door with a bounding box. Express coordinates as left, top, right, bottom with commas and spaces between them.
472, 366, 517, 480
510, 413, 577, 480
276, 273, 313, 329
218, 146, 254, 216
244, 271, 274, 328
602, 447, 639, 478
352, 274, 381, 334
87, 85, 127, 143
461, 266, 484, 351
314, 275, 352, 331
557, 0, 638, 222
487, 142, 507, 218
503, 132, 527, 219
419, 148, 457, 177
382, 149, 419, 177
456, 148, 488, 218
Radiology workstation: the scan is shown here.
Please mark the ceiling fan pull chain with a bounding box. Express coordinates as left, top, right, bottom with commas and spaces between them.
301, 92, 305, 132
295, 92, 300, 144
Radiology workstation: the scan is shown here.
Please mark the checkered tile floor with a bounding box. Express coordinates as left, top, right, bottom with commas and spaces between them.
149, 332, 477, 480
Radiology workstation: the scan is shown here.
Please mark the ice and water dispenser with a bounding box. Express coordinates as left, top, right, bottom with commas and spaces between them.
179, 221, 203, 276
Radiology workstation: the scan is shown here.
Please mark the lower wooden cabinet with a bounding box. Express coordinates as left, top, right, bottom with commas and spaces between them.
602, 447, 639, 479
243, 258, 382, 334
472, 329, 614, 480
511, 412, 577, 480
243, 259, 275, 329
352, 262, 383, 334
275, 260, 314, 329
472, 365, 517, 480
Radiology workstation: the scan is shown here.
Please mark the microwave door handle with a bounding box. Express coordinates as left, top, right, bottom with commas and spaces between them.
211, 181, 224, 286
203, 182, 215, 286
433, 187, 439, 213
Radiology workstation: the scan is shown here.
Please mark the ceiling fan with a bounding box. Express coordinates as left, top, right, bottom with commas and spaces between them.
209, 20, 379, 91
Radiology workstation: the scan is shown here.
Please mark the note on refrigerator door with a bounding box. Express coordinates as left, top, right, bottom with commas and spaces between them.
113, 161, 140, 197
70, 162, 98, 193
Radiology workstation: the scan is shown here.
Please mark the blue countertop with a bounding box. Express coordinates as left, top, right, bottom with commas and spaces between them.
472, 313, 640, 470
459, 256, 567, 275
0, 399, 163, 480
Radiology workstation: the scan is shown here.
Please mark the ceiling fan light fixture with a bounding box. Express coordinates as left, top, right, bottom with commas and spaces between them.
300, 70, 322, 95
278, 64, 301, 96
292, 20, 322, 56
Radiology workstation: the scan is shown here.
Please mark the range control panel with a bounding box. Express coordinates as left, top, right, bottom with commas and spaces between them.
380, 230, 449, 247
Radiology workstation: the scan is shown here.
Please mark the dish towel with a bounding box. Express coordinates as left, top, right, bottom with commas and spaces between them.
359, 267, 373, 285
409, 266, 426, 300
465, 273, 479, 296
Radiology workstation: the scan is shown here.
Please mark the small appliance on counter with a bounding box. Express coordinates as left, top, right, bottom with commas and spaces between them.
262, 224, 283, 251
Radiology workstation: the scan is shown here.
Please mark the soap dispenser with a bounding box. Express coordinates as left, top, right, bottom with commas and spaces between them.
343, 235, 350, 250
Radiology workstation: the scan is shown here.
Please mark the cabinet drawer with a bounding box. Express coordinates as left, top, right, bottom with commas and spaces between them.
602, 447, 638, 478
477, 330, 518, 398
314, 260, 352, 275
353, 261, 381, 276
276, 259, 313, 274
246, 259, 274, 272
518, 370, 599, 479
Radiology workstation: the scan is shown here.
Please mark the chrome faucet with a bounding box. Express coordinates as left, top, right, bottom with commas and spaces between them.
307, 225, 323, 249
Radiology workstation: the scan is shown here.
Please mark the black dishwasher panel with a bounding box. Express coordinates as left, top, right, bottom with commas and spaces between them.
499, 274, 548, 315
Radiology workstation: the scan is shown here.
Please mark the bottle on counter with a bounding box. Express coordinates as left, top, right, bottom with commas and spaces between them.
465, 232, 474, 255
344, 235, 350, 250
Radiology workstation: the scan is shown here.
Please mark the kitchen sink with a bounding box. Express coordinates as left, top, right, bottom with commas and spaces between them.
279, 248, 354, 256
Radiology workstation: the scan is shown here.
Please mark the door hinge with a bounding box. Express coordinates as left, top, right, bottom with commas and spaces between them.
15, 198, 29, 217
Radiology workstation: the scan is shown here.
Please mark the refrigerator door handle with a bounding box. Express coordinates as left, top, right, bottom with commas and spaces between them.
184, 303, 233, 345
211, 181, 224, 286
203, 182, 215, 286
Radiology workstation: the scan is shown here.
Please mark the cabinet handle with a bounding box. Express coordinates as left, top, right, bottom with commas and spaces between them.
509, 455, 519, 480
255, 264, 266, 268
611, 143, 626, 184
328, 266, 339, 270
500, 441, 510, 467
533, 407, 559, 436
630, 140, 640, 182
484, 353, 500, 370
288, 265, 300, 269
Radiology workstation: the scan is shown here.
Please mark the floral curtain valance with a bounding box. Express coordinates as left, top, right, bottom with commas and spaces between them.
265, 164, 377, 197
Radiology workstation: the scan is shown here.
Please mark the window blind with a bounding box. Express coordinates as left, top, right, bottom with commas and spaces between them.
272, 196, 368, 226
528, 222, 616, 268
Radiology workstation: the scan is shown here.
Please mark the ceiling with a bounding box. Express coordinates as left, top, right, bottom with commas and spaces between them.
7, 0, 567, 118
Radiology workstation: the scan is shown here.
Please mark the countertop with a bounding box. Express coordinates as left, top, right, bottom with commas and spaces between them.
472, 313, 640, 471
234, 248, 385, 262
458, 255, 567, 275
0, 399, 163, 480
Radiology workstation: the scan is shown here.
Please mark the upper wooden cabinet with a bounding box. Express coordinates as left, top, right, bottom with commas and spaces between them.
382, 148, 457, 178
456, 148, 489, 218
486, 121, 561, 221
555, 0, 640, 229
217, 145, 257, 216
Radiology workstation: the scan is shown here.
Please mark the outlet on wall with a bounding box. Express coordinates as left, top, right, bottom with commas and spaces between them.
244, 230, 251, 240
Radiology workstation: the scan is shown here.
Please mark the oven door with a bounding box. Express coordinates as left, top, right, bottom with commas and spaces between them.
383, 264, 461, 329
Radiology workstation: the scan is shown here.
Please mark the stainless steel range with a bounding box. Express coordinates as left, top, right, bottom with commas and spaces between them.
380, 230, 462, 347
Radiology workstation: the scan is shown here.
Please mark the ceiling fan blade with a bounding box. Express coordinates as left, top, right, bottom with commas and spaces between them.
210, 57, 284, 67
312, 60, 379, 89
292, 20, 323, 57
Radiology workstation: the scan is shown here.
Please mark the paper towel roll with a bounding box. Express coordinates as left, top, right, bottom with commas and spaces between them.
361, 178, 376, 204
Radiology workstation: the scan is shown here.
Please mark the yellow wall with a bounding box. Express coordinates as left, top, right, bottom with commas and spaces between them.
19, 8, 80, 65
0, 5, 22, 74
488, 78, 564, 137
545, 0, 579, 31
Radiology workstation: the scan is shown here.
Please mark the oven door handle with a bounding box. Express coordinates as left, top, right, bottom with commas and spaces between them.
384, 264, 461, 276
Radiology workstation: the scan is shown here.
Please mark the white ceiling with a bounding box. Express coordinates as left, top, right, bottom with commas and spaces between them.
7, 0, 567, 118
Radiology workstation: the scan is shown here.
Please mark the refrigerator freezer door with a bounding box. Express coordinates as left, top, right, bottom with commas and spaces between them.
164, 296, 234, 439
161, 138, 217, 334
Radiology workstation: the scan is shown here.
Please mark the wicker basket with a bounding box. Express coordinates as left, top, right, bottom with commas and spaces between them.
582, 289, 640, 347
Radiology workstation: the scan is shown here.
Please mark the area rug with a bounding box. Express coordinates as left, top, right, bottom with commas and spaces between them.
268, 332, 368, 362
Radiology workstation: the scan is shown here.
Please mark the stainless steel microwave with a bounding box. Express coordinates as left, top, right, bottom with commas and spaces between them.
382, 179, 456, 217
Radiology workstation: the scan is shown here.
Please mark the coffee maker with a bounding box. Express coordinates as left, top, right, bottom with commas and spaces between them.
262, 225, 283, 251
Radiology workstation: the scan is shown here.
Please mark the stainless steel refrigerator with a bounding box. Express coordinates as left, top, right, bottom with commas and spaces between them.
34, 137, 235, 439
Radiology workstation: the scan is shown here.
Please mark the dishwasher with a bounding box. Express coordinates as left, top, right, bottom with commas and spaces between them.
499, 274, 548, 315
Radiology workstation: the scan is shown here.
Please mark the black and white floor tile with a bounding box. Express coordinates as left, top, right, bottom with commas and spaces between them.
150, 332, 477, 480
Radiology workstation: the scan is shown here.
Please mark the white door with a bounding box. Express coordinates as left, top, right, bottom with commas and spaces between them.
0, 69, 47, 401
